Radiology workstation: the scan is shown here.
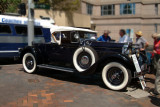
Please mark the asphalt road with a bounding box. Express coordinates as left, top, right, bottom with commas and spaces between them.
0, 64, 159, 107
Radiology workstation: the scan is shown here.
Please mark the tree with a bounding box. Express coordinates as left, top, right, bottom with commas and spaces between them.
0, 0, 21, 13
0, 0, 80, 14
42, 0, 80, 11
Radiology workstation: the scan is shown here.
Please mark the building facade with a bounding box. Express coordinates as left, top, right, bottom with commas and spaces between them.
34, 10, 91, 28
81, 0, 160, 44
21, 0, 91, 28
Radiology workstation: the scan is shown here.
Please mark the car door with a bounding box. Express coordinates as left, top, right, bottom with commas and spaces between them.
46, 31, 80, 66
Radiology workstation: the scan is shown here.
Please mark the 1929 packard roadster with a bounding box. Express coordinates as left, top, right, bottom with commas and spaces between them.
19, 26, 148, 91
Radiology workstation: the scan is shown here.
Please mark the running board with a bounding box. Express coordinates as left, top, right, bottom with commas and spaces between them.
37, 64, 76, 73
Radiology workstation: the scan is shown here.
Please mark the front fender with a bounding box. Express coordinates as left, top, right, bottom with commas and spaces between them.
82, 53, 135, 75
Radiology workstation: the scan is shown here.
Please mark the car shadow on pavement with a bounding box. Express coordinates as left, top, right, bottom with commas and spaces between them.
0, 60, 20, 65
35, 68, 110, 90
34, 68, 142, 92
149, 96, 160, 106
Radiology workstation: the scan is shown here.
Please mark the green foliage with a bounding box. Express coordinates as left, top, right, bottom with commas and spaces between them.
0, 0, 21, 13
0, 0, 80, 13
49, 0, 80, 11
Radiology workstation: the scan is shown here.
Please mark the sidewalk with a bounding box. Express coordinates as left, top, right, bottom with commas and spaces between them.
0, 64, 160, 107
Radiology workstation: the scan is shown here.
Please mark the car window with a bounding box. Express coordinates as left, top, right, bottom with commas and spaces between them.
55, 32, 60, 40
15, 26, 27, 35
0, 24, 11, 34
35, 27, 43, 36
70, 31, 79, 43
79, 31, 97, 40
15, 26, 43, 36
61, 31, 70, 44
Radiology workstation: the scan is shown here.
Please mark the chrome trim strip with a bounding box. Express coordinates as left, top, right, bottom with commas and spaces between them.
0, 50, 18, 53
37, 65, 75, 73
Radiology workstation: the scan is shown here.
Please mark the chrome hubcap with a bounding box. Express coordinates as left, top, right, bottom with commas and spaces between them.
25, 56, 34, 70
81, 56, 89, 65
27, 60, 33, 66
107, 67, 124, 86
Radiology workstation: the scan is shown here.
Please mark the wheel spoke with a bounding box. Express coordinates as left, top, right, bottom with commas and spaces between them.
107, 67, 124, 86
25, 56, 34, 70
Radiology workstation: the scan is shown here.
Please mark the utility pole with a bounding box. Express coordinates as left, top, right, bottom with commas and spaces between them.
28, 0, 34, 46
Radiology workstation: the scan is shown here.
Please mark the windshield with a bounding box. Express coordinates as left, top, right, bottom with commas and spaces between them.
79, 31, 97, 40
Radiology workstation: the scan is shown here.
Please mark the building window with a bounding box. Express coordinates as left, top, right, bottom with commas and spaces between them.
101, 5, 115, 16
155, 4, 158, 15
155, 24, 158, 33
87, 3, 93, 15
120, 3, 135, 15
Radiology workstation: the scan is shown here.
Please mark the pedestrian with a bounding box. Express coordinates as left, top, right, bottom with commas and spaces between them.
152, 33, 160, 70
154, 57, 160, 96
135, 31, 149, 51
97, 30, 111, 42
152, 33, 160, 55
118, 29, 132, 43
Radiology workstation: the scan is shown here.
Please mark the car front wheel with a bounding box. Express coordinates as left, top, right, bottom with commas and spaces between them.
102, 62, 131, 91
22, 53, 37, 73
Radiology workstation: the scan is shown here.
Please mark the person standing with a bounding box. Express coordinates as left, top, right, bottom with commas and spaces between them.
151, 33, 160, 96
155, 58, 160, 96
135, 31, 149, 51
152, 33, 160, 55
118, 29, 132, 43
97, 30, 111, 42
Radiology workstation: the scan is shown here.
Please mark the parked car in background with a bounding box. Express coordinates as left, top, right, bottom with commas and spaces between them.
19, 26, 148, 91
0, 15, 54, 61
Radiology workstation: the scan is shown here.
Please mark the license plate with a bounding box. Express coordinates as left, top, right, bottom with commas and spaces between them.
131, 54, 146, 90
131, 54, 141, 73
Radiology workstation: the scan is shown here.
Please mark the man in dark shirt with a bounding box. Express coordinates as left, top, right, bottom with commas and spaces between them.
97, 30, 111, 42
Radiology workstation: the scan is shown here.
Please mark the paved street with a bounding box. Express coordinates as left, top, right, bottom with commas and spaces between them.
0, 64, 159, 107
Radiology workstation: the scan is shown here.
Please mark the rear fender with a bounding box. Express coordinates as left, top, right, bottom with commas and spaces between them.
19, 46, 43, 64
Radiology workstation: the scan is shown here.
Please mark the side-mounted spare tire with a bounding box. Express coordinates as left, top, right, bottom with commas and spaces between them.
73, 46, 98, 72
22, 53, 37, 73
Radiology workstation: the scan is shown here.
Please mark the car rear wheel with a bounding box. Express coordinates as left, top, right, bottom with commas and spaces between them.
22, 53, 37, 73
73, 46, 98, 72
102, 62, 131, 91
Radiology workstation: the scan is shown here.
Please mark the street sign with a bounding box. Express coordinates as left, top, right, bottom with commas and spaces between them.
34, 4, 50, 9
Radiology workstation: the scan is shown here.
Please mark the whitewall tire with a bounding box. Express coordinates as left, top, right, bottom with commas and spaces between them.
102, 62, 131, 91
22, 53, 37, 73
73, 46, 98, 72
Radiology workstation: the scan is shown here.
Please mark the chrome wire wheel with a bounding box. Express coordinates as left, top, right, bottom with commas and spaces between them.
102, 62, 131, 91
107, 67, 124, 86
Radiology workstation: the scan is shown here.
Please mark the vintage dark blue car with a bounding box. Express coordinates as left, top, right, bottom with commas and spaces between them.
19, 26, 148, 91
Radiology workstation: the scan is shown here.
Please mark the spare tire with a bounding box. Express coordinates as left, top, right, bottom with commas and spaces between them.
73, 46, 98, 72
